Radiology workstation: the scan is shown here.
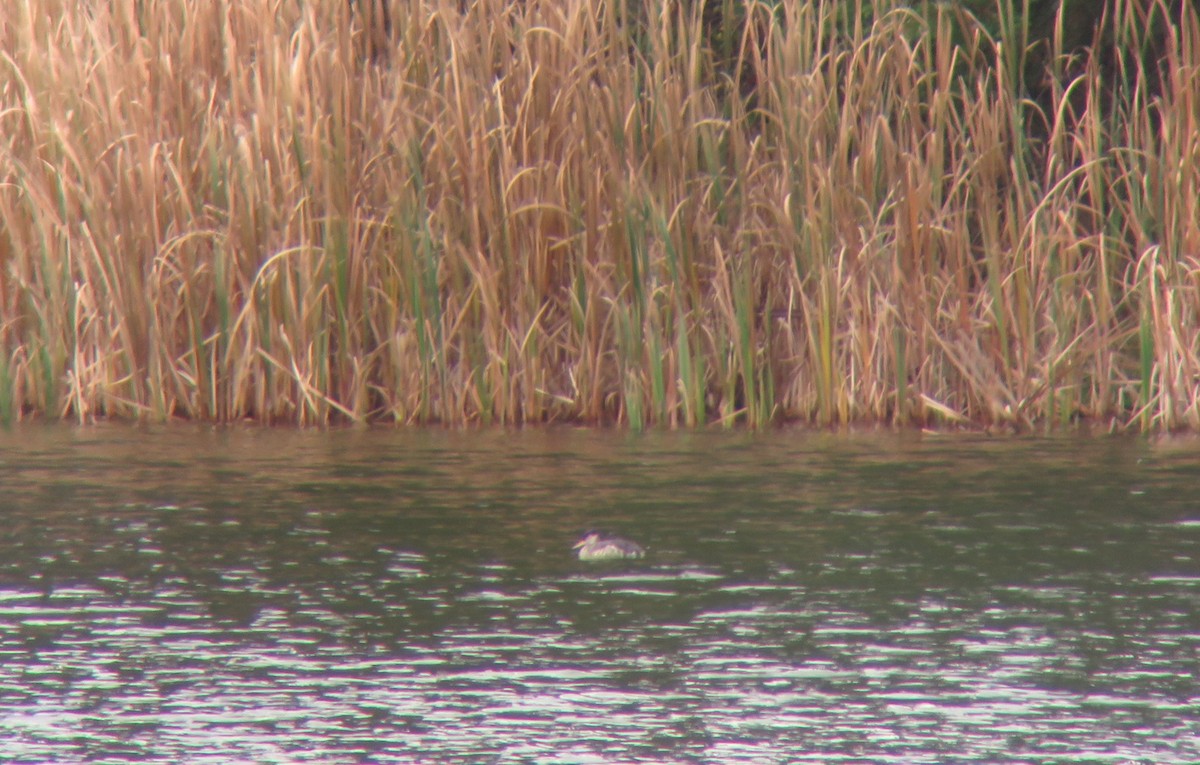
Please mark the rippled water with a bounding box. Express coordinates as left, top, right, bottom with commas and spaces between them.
0, 426, 1197, 763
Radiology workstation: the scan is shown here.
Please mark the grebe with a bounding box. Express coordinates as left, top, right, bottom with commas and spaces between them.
573, 531, 645, 561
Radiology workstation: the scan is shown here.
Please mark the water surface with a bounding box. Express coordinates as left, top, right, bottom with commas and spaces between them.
0, 426, 1196, 763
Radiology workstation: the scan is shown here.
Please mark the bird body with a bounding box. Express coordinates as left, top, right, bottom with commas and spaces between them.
573, 531, 645, 561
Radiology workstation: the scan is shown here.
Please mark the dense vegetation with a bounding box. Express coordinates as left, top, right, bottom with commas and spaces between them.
2, 0, 1199, 429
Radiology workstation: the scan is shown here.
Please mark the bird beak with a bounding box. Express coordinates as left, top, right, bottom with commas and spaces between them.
572, 539, 586, 549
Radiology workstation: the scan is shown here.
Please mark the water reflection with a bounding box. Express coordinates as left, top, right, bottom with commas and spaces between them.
0, 426, 1196, 762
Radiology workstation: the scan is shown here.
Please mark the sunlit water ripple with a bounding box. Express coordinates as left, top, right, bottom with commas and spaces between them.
0, 427, 1197, 763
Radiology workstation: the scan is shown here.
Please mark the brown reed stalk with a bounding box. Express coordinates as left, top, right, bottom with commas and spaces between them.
2, 0, 1200, 429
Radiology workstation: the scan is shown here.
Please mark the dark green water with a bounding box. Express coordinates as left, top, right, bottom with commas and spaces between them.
0, 425, 1196, 763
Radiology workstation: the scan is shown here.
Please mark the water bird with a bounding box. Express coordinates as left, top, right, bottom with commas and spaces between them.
573, 531, 645, 561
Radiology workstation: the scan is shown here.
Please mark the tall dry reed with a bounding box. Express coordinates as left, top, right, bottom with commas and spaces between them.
2, 0, 1199, 429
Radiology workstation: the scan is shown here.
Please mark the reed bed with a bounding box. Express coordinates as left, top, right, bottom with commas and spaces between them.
2, 0, 1199, 429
